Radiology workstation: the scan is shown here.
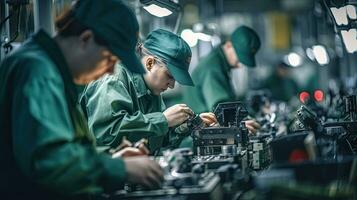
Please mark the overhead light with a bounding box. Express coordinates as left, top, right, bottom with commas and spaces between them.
286, 52, 302, 67
312, 45, 329, 65
330, 5, 357, 26
143, 4, 172, 17
330, 7, 348, 25
181, 29, 198, 47
140, 0, 180, 17
180, 29, 214, 47
195, 32, 212, 42
305, 48, 315, 61
346, 5, 357, 19
340, 29, 357, 53
325, 2, 357, 53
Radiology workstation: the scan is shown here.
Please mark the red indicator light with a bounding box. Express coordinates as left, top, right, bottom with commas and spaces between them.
289, 149, 309, 163
314, 90, 324, 102
299, 91, 310, 104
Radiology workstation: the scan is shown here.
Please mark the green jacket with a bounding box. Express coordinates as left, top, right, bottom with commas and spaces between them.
80, 65, 170, 152
183, 47, 236, 113
0, 31, 126, 198
263, 72, 299, 102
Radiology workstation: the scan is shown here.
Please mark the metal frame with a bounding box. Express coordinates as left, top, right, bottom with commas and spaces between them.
0, 2, 11, 61
33, 0, 54, 35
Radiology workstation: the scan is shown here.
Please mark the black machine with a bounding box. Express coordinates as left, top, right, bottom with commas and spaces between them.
190, 101, 274, 171
190, 102, 251, 170
192, 102, 249, 156
107, 148, 223, 200
288, 95, 357, 159
109, 97, 357, 200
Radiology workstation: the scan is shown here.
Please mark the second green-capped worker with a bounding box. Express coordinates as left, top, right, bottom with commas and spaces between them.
80, 29, 217, 152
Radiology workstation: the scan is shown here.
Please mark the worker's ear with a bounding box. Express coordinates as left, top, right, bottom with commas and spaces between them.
145, 56, 155, 71
78, 29, 94, 48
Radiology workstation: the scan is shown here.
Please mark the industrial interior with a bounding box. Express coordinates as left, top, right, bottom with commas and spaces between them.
0, 0, 357, 199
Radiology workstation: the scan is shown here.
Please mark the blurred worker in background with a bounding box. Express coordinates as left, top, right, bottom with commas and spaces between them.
182, 25, 262, 134
262, 61, 299, 102
0, 0, 163, 199
80, 29, 217, 154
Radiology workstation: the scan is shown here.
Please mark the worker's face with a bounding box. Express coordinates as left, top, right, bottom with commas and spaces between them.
143, 56, 175, 95
225, 41, 242, 69
277, 67, 289, 77
72, 30, 118, 84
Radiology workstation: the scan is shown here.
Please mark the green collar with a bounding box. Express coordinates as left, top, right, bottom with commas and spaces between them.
132, 73, 154, 98
33, 30, 78, 103
115, 64, 153, 98
34, 30, 93, 143
217, 46, 231, 72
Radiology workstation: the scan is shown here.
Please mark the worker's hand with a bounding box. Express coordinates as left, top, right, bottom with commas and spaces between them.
111, 137, 149, 158
244, 119, 261, 135
163, 104, 194, 127
199, 112, 218, 126
112, 145, 149, 158
124, 156, 164, 189
110, 137, 132, 153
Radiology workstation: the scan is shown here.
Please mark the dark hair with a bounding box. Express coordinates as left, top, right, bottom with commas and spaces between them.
277, 61, 290, 68
55, 6, 107, 46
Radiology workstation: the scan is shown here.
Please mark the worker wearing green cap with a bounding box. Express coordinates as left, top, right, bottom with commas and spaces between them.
80, 29, 217, 153
182, 25, 262, 134
0, 0, 163, 199
261, 61, 299, 102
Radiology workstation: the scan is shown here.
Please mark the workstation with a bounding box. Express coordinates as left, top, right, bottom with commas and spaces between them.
0, 0, 356, 199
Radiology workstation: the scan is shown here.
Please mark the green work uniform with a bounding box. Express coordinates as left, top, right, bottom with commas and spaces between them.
80, 65, 172, 152
263, 72, 299, 102
0, 31, 126, 199
183, 47, 236, 113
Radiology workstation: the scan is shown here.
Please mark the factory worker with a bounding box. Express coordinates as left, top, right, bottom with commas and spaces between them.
0, 0, 163, 199
182, 25, 262, 134
80, 29, 217, 153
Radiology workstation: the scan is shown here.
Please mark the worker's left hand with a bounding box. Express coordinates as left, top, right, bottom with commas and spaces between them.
199, 112, 218, 127
111, 138, 149, 158
112, 146, 149, 158
244, 119, 261, 135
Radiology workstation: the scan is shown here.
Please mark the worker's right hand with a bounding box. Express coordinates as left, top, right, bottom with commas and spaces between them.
244, 119, 261, 135
112, 145, 149, 158
199, 112, 218, 126
124, 156, 164, 189
163, 104, 194, 127
111, 137, 149, 158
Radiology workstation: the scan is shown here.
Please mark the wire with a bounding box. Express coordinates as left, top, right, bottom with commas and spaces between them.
0, 14, 13, 32
0, 5, 19, 32
321, 0, 339, 32
6, 5, 21, 44
173, 10, 182, 34
2, 5, 22, 54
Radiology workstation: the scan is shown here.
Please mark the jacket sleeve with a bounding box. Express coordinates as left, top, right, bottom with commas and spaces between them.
12, 60, 126, 195
201, 70, 235, 112
83, 75, 169, 150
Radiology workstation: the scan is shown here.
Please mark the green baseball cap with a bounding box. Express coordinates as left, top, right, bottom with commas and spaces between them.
73, 0, 145, 74
143, 29, 194, 86
231, 26, 261, 67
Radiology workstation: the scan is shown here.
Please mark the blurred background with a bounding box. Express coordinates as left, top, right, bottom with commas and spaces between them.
1, 0, 357, 107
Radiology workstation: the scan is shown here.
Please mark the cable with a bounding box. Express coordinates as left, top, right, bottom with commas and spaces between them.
3, 5, 22, 53
321, 0, 339, 31
0, 14, 13, 32
7, 5, 21, 44
0, 5, 19, 32
173, 9, 182, 34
